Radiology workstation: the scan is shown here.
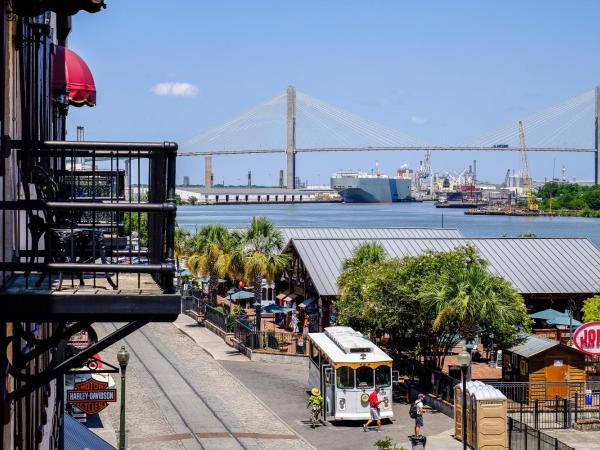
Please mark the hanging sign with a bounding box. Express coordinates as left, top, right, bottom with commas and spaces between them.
573, 322, 600, 355
66, 377, 116, 414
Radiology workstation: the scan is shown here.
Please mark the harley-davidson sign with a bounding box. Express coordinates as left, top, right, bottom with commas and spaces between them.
66, 377, 116, 415
573, 322, 600, 356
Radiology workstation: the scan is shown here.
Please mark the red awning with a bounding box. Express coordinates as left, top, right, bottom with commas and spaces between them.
52, 46, 96, 107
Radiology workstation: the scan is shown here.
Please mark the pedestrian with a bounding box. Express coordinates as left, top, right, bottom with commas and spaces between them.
413, 393, 426, 436
363, 387, 382, 432
303, 317, 310, 335
291, 312, 299, 333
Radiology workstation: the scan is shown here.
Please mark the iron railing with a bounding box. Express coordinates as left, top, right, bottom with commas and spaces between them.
205, 304, 236, 332
395, 355, 460, 403
234, 321, 307, 355
508, 417, 573, 450
487, 381, 600, 403
1, 140, 177, 293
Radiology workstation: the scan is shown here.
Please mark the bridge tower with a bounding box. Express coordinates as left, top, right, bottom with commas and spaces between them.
287, 85, 297, 189
594, 86, 600, 184
204, 155, 213, 189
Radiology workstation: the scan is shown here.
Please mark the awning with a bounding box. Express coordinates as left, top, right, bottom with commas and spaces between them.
15, 0, 105, 16
284, 293, 299, 303
64, 413, 116, 450
52, 46, 96, 107
263, 304, 293, 314
299, 298, 315, 308
228, 290, 255, 301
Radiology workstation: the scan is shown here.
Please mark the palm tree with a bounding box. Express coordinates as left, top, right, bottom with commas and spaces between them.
421, 262, 529, 346
174, 226, 190, 272
242, 217, 289, 328
185, 225, 242, 303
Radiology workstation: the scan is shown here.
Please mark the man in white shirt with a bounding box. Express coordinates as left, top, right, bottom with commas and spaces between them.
414, 393, 426, 436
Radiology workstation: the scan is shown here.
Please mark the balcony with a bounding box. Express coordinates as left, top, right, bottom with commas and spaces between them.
0, 139, 180, 322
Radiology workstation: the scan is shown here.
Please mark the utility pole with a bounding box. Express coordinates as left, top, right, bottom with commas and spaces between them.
595, 85, 600, 185
286, 85, 296, 189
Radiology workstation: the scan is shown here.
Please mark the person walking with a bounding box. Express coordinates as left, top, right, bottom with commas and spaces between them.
414, 393, 426, 436
363, 387, 382, 432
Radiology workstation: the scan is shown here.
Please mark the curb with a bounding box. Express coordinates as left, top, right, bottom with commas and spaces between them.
173, 320, 219, 360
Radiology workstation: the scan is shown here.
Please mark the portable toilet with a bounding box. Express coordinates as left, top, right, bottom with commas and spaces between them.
455, 381, 507, 450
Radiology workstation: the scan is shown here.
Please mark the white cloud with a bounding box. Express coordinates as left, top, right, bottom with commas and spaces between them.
151, 82, 199, 97
410, 115, 428, 125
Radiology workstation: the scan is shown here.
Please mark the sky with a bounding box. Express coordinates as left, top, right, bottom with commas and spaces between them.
68, 0, 600, 185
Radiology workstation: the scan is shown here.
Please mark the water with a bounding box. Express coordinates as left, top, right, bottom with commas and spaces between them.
177, 202, 600, 246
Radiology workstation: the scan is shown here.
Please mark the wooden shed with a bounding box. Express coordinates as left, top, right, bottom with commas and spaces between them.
502, 334, 586, 402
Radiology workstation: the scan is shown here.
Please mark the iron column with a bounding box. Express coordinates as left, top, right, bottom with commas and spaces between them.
595, 86, 600, 185
117, 346, 130, 450
287, 85, 296, 189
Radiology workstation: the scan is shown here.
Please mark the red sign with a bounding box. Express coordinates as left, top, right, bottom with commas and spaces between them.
66, 377, 116, 415
573, 322, 600, 355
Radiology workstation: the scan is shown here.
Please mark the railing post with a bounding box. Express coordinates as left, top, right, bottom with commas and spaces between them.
563, 399, 568, 428
524, 423, 528, 450
508, 417, 512, 448
521, 399, 524, 424
555, 395, 560, 426
575, 392, 578, 424
534, 399, 539, 429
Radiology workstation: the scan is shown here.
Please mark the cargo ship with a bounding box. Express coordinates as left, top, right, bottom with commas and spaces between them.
330, 164, 412, 203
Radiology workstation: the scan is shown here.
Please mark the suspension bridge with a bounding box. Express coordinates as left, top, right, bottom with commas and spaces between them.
179, 86, 600, 188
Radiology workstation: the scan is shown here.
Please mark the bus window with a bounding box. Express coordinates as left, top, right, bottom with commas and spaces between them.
355, 366, 374, 389
375, 365, 391, 388
336, 366, 354, 389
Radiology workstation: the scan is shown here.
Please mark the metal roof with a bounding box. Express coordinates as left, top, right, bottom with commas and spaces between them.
289, 237, 600, 296
279, 226, 462, 242
507, 334, 563, 358
64, 412, 116, 450
308, 329, 392, 365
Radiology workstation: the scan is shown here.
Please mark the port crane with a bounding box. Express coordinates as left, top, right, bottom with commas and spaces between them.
518, 120, 538, 211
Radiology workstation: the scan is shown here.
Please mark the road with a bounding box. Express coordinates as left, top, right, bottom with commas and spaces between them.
95, 322, 312, 450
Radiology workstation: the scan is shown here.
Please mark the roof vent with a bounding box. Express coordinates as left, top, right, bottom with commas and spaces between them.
324, 326, 374, 354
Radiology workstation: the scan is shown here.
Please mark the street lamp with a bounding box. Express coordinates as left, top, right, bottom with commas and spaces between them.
488, 333, 495, 367
117, 346, 130, 450
457, 350, 472, 450
254, 300, 262, 332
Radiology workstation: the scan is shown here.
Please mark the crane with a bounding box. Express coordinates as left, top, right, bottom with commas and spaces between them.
518, 121, 538, 211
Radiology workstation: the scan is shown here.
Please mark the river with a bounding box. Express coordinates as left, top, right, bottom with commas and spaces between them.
177, 202, 600, 246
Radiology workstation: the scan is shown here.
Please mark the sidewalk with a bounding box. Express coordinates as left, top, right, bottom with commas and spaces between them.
173, 313, 249, 361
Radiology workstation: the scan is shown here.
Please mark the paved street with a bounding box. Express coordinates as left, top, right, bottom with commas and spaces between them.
94, 322, 312, 449
92, 318, 461, 449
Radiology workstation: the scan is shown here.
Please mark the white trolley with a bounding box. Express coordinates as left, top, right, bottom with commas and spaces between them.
307, 326, 394, 421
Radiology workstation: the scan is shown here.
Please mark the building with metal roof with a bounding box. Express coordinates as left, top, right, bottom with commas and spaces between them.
287, 237, 600, 298
278, 226, 462, 242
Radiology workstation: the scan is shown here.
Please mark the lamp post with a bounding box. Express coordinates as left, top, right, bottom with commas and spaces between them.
117, 346, 130, 450
254, 300, 262, 332
458, 350, 472, 450
488, 333, 495, 367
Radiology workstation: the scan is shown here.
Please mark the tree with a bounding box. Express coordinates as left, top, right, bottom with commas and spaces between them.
174, 226, 190, 272
582, 295, 600, 322
185, 225, 242, 303
335, 244, 530, 371
123, 212, 148, 246
242, 217, 289, 309
188, 196, 198, 205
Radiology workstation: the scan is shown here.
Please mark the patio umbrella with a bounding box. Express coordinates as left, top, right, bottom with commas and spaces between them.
529, 309, 566, 321
546, 316, 582, 328
228, 290, 255, 301
262, 304, 293, 314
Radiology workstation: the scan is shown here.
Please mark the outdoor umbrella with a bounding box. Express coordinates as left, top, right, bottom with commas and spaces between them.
529, 309, 565, 321
546, 316, 582, 328
228, 290, 255, 301
262, 304, 293, 314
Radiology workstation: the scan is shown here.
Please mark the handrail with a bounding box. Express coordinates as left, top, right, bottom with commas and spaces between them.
10, 139, 178, 152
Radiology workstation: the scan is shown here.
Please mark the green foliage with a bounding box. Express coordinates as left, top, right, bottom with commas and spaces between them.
336, 244, 530, 370
123, 212, 148, 246
538, 182, 600, 211
518, 232, 537, 238
189, 196, 198, 205
582, 295, 600, 322
373, 436, 393, 449
175, 193, 184, 205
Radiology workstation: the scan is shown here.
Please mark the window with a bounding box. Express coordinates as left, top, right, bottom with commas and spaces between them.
355, 366, 374, 389
375, 365, 391, 388
336, 366, 354, 389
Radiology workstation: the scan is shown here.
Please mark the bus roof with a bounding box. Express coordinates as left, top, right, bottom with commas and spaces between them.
308, 327, 392, 365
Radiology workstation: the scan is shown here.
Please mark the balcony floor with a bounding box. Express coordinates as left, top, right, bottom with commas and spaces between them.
0, 273, 180, 322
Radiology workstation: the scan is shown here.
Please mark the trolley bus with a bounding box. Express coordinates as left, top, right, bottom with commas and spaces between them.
307, 327, 394, 421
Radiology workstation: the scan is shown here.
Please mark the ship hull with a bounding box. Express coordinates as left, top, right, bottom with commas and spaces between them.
331, 177, 411, 203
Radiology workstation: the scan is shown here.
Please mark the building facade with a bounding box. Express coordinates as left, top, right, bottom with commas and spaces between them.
0, 2, 179, 448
